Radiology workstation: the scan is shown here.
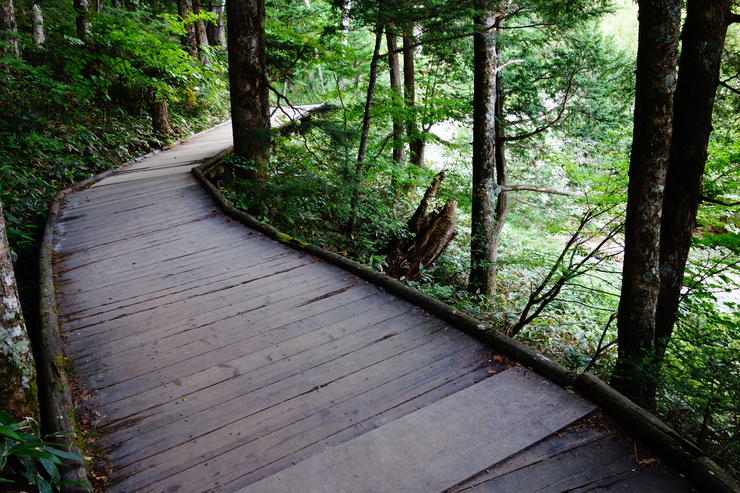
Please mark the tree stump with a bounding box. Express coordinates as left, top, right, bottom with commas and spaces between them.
384, 171, 457, 281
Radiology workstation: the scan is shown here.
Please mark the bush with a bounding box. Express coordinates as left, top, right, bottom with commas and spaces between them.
0, 410, 89, 492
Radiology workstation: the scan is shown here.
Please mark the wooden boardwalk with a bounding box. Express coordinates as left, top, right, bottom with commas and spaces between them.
51, 119, 699, 492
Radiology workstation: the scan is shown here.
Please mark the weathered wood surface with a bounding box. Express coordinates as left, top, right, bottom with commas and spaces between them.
52, 119, 700, 492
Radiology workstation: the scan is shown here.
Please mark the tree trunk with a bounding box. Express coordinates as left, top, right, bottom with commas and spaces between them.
31, 4, 45, 45
386, 23, 405, 168
403, 29, 424, 169
149, 98, 171, 137
489, 52, 509, 293
0, 201, 37, 421
346, 25, 383, 238
655, 0, 733, 360
611, 0, 682, 410
74, 0, 90, 44
1, 0, 20, 56
206, 0, 225, 48
178, 0, 198, 58
226, 0, 271, 183
468, 1, 500, 295
192, 0, 210, 63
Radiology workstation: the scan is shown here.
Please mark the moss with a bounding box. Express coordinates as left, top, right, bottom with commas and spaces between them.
275, 232, 309, 248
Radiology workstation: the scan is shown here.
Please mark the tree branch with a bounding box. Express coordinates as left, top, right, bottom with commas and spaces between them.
499, 184, 579, 197
719, 80, 740, 96
502, 70, 576, 142
702, 195, 740, 207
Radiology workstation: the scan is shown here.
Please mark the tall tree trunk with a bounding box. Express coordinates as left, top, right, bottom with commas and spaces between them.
0, 0, 19, 56
226, 0, 271, 183
386, 22, 405, 167
347, 25, 383, 238
192, 0, 210, 62
611, 0, 682, 410
31, 3, 45, 45
468, 1, 500, 295
489, 44, 508, 294
655, 0, 734, 360
74, 0, 90, 44
205, 0, 225, 48
403, 29, 424, 168
0, 201, 37, 421
178, 0, 198, 58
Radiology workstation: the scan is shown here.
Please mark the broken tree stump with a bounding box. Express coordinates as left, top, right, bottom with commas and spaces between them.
384, 171, 457, 281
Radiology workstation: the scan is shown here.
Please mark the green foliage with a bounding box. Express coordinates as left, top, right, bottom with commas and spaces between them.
657, 242, 740, 476
0, 0, 229, 253
0, 411, 90, 492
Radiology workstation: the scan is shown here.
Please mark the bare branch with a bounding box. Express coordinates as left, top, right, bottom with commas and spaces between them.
719, 80, 740, 96
502, 70, 576, 142
702, 195, 740, 207
499, 184, 579, 197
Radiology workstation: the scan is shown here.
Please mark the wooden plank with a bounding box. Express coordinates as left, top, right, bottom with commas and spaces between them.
64, 268, 353, 380
448, 426, 614, 491
236, 366, 596, 493
221, 363, 496, 492
58, 251, 313, 322
92, 292, 404, 433
105, 323, 483, 489
94, 308, 452, 425
454, 430, 695, 492
65, 258, 363, 366
76, 280, 375, 387
57, 249, 309, 316
55, 226, 281, 285
61, 258, 338, 335
107, 326, 478, 471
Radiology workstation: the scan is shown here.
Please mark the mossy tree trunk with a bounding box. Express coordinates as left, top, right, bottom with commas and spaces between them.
0, 0, 20, 56
468, 0, 504, 296
226, 0, 271, 183
655, 0, 735, 361
0, 201, 38, 420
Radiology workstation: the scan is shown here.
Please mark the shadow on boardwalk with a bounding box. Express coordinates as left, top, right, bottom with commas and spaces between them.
50, 117, 702, 492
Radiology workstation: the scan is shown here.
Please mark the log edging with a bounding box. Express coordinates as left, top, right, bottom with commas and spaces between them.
192, 158, 740, 493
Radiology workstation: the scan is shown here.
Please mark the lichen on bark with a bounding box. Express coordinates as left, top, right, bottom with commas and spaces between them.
1, 201, 38, 420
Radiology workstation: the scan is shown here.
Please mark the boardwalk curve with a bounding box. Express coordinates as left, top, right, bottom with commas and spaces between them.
50, 115, 702, 492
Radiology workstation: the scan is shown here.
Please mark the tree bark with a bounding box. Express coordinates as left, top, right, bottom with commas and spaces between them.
347, 25, 383, 238
403, 29, 424, 169
149, 98, 171, 137
0, 0, 19, 56
192, 0, 210, 63
226, 0, 271, 183
74, 0, 90, 44
611, 0, 682, 410
407, 170, 446, 234
206, 0, 225, 48
0, 201, 37, 421
655, 0, 733, 360
385, 196, 458, 281
31, 3, 45, 45
178, 0, 198, 58
468, 0, 501, 296
386, 23, 405, 167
